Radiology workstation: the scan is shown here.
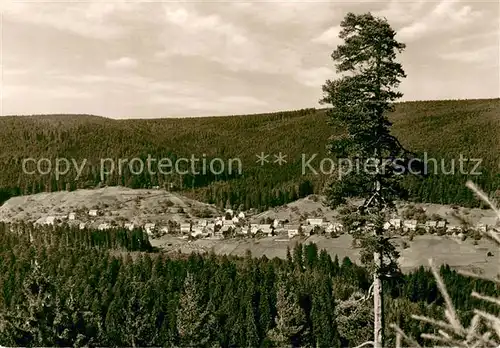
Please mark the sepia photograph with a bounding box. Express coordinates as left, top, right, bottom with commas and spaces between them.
0, 0, 499, 347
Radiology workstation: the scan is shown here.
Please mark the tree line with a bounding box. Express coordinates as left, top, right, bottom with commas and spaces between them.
0, 222, 497, 347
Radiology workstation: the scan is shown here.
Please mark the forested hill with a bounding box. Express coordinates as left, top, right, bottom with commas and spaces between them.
0, 99, 499, 210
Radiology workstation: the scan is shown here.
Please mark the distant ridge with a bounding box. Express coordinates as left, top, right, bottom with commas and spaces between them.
2, 113, 109, 119
0, 99, 498, 211
3, 97, 499, 119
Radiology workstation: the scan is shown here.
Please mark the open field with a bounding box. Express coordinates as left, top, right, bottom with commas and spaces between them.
150, 233, 499, 278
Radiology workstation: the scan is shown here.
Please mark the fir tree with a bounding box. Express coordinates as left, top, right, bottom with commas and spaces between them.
267, 276, 307, 347
310, 275, 341, 348
176, 272, 215, 347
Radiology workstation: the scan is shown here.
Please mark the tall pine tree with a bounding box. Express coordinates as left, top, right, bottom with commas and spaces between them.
320, 12, 416, 348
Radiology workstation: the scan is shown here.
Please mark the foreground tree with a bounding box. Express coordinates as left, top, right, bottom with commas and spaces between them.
267, 276, 308, 347
176, 273, 215, 346
320, 12, 415, 348
0, 260, 55, 345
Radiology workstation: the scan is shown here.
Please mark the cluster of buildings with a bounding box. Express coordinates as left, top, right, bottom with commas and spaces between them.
37, 208, 498, 240
37, 208, 341, 239
383, 217, 498, 235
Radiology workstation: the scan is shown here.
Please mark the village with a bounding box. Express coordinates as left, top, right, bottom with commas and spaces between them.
36, 205, 499, 242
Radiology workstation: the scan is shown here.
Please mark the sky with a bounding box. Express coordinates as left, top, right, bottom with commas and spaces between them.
1, 0, 499, 118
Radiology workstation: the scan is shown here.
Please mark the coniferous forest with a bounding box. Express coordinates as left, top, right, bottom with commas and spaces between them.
0, 222, 497, 347
3, 3, 500, 347
0, 98, 499, 211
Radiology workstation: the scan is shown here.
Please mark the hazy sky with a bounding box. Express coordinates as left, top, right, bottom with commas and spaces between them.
1, 0, 499, 118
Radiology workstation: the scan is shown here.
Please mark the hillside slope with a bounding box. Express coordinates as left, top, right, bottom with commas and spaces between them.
0, 99, 499, 210
0, 186, 221, 227
252, 194, 499, 228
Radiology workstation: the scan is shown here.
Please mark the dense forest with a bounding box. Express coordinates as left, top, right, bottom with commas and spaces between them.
0, 98, 499, 210
0, 222, 497, 347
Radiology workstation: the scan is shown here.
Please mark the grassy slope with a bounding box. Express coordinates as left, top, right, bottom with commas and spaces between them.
0, 99, 498, 209
0, 186, 221, 226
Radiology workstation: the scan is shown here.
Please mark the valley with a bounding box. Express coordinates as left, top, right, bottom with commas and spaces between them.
1, 186, 497, 278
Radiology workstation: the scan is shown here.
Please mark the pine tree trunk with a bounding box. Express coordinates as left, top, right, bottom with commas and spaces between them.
373, 251, 383, 348
373, 167, 384, 348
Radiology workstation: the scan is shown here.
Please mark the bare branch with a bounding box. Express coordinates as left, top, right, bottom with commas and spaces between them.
471, 291, 500, 307
353, 341, 374, 348
458, 270, 500, 284
389, 324, 422, 348
429, 258, 464, 334
466, 181, 500, 220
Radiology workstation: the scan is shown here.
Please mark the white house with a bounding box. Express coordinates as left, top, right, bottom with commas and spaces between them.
302, 225, 314, 237
215, 219, 223, 227
223, 220, 235, 226
98, 223, 111, 231
307, 218, 323, 226
214, 228, 222, 238
144, 223, 156, 235
403, 220, 417, 231
258, 225, 273, 235
160, 226, 170, 235
426, 220, 437, 229
389, 219, 402, 228
79, 222, 86, 230
250, 224, 259, 234
180, 223, 191, 234
238, 212, 245, 219
273, 219, 282, 228
383, 221, 391, 230
88, 210, 98, 217
192, 225, 204, 234
68, 212, 76, 220
235, 227, 247, 235
219, 225, 231, 237
124, 223, 135, 231
197, 220, 208, 227
324, 223, 335, 233
417, 222, 426, 231
284, 224, 300, 232
45, 216, 56, 226
232, 216, 239, 224
191, 229, 204, 238
332, 222, 344, 233
286, 225, 300, 239
437, 221, 447, 229
225, 209, 234, 217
